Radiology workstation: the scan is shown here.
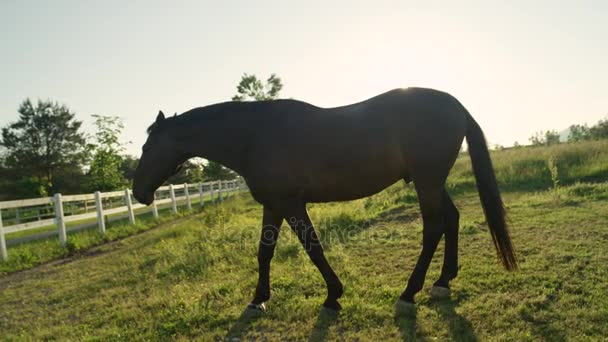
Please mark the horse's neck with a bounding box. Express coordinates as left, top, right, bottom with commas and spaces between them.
172, 106, 251, 175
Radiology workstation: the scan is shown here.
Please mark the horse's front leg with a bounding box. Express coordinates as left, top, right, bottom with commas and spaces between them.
284, 203, 344, 310
249, 206, 283, 310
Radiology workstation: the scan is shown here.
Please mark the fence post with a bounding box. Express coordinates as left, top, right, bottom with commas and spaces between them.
170, 184, 177, 214
95, 191, 105, 234
210, 183, 215, 203
151, 192, 159, 219
218, 181, 223, 202
0, 210, 7, 261
184, 183, 191, 210
54, 193, 67, 246
125, 189, 135, 225
199, 183, 204, 208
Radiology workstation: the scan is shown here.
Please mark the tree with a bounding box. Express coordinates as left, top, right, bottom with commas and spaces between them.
0, 99, 90, 195
529, 131, 545, 146
529, 130, 560, 146
120, 155, 139, 184
202, 161, 236, 181
566, 117, 608, 143
567, 124, 591, 142
87, 115, 127, 191
168, 160, 206, 184
589, 118, 608, 140
232, 73, 283, 101
545, 130, 561, 145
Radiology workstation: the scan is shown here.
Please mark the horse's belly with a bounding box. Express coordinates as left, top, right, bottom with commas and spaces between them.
300, 164, 405, 203
304, 182, 401, 202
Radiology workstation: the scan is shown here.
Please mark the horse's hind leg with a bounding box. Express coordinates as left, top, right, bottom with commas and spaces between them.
430, 191, 459, 298
398, 184, 445, 304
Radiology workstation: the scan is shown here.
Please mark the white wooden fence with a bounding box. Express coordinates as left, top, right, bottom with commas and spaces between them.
0, 179, 244, 261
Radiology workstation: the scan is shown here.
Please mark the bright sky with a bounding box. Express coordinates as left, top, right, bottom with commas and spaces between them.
1, 0, 607, 156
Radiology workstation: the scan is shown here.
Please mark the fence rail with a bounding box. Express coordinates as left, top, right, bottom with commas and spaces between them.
0, 179, 244, 261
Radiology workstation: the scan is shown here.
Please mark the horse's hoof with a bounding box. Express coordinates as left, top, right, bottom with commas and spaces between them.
322, 299, 342, 311
246, 302, 266, 312
429, 285, 451, 299
394, 299, 416, 316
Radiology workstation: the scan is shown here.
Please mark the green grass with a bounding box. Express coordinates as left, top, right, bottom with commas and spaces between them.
0, 194, 231, 275
1, 141, 607, 340
1, 183, 607, 340
449, 139, 608, 193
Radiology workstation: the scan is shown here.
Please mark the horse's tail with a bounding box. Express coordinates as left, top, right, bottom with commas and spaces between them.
465, 112, 517, 271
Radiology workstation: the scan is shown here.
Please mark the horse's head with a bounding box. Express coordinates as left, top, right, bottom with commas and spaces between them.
133, 111, 186, 205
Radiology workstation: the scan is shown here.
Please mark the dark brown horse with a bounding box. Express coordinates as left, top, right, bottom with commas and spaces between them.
133, 87, 516, 311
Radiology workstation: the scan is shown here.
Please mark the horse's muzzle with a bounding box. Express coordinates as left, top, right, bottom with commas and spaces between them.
133, 190, 154, 206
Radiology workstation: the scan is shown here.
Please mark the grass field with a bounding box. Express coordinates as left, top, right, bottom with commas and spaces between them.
0, 193, 227, 275
1, 140, 608, 340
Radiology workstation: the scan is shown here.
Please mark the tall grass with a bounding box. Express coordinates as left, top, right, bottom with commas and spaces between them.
448, 139, 608, 192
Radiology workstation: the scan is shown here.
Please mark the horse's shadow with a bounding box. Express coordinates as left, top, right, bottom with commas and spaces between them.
226, 306, 340, 342
225, 298, 477, 341
308, 308, 340, 342
224, 307, 264, 340
428, 297, 478, 342
393, 297, 477, 341
394, 301, 419, 341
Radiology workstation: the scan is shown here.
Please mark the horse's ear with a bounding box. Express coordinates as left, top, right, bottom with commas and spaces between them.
156, 111, 165, 123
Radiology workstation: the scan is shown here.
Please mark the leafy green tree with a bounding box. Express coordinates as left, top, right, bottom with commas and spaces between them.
545, 130, 561, 145
567, 124, 591, 142
52, 168, 88, 196
232, 73, 283, 101
529, 130, 560, 146
0, 99, 90, 195
202, 161, 236, 181
529, 131, 545, 146
168, 160, 206, 184
87, 115, 127, 191
589, 118, 608, 140
13, 177, 49, 199
566, 118, 608, 143
120, 155, 139, 184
